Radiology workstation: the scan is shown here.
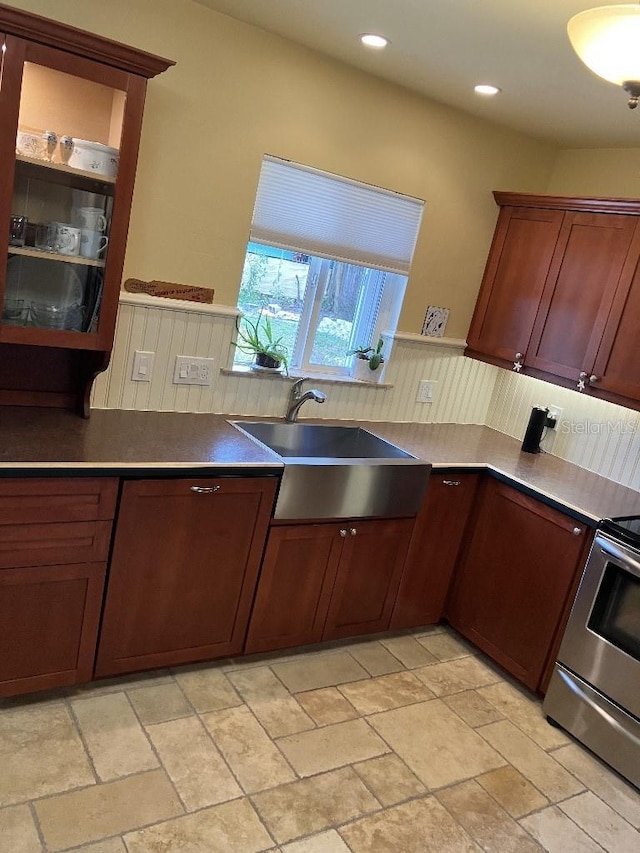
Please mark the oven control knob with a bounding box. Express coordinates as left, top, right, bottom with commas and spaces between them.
572, 527, 582, 535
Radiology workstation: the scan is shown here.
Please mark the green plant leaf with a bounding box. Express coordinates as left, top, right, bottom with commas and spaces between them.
235, 310, 289, 373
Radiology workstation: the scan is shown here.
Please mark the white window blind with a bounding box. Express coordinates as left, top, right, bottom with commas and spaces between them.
249, 156, 424, 275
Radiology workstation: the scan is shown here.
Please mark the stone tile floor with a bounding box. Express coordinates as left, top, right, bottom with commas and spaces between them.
1, 625, 639, 852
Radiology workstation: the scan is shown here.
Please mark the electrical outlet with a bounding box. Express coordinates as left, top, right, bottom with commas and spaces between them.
547, 405, 563, 428
173, 356, 214, 386
131, 350, 155, 382
416, 379, 438, 403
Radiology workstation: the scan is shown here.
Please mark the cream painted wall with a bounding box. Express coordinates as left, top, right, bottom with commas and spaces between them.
9, 0, 557, 339
546, 148, 640, 198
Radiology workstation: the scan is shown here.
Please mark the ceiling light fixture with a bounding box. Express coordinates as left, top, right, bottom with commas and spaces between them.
568, 4, 640, 108
360, 34, 388, 49
474, 84, 501, 96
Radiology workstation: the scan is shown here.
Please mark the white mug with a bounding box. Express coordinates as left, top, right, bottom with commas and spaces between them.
76, 206, 107, 232
55, 224, 81, 256
80, 228, 109, 260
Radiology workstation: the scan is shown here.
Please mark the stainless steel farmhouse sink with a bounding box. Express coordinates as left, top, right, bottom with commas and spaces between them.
231, 420, 431, 520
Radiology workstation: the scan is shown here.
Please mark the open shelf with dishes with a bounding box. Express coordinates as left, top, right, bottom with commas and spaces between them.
8, 246, 106, 269
0, 3, 173, 414
15, 154, 117, 185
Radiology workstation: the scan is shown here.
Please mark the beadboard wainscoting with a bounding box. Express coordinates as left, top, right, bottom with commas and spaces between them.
91, 295, 497, 424
92, 294, 640, 491
486, 371, 640, 492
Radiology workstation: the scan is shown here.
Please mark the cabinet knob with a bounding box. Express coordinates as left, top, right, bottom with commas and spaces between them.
572, 527, 582, 536
190, 485, 220, 494
578, 372, 598, 391
350, 528, 357, 536
339, 529, 347, 537
513, 352, 524, 373
442, 480, 461, 486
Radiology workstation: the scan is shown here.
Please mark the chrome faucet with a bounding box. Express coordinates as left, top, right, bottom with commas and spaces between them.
285, 378, 327, 422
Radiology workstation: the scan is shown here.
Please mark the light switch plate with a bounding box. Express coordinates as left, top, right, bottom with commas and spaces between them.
173, 355, 214, 386
132, 350, 154, 382
416, 379, 438, 403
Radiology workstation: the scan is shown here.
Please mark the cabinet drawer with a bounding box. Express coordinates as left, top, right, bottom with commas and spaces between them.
0, 520, 113, 568
0, 478, 118, 524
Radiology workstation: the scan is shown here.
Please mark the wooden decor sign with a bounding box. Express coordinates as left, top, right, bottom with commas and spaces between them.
124, 279, 214, 303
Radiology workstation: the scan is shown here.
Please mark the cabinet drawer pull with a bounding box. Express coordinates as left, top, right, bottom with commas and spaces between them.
190, 485, 220, 494
572, 526, 582, 536
350, 528, 357, 536
339, 529, 347, 537
442, 480, 462, 486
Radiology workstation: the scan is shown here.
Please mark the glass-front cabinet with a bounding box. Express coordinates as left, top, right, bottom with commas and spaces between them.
0, 5, 172, 414
7, 58, 121, 337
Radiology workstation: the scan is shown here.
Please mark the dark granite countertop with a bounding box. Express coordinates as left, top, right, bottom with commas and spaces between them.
0, 408, 638, 524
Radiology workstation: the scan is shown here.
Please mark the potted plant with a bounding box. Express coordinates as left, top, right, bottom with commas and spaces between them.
235, 312, 289, 373
348, 336, 385, 382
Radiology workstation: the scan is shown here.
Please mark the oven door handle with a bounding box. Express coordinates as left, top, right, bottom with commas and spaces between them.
599, 536, 640, 579
557, 667, 640, 748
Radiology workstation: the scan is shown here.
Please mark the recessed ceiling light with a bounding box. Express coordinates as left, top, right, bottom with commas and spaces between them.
474, 84, 501, 96
360, 34, 389, 49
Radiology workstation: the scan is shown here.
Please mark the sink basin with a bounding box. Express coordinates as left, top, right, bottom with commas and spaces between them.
231, 420, 430, 520
232, 421, 415, 460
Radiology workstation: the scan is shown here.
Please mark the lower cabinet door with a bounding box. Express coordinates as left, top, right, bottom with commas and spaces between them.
244, 523, 342, 654
323, 518, 414, 641
446, 477, 590, 692
390, 472, 480, 630
0, 562, 105, 698
95, 477, 277, 676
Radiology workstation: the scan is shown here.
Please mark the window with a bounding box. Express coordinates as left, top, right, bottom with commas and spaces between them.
234, 156, 424, 376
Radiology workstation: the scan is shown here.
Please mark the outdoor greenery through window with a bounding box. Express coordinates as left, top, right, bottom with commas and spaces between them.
234, 156, 424, 376
235, 243, 406, 374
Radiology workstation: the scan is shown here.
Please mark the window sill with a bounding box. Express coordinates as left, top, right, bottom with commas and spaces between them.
220, 365, 393, 389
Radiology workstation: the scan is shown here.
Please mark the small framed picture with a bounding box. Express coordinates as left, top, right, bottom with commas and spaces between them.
422, 306, 450, 337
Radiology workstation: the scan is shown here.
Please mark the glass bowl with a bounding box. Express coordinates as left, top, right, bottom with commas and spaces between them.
2, 298, 25, 323
29, 301, 84, 331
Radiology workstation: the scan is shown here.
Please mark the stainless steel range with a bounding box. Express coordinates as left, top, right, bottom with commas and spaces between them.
544, 516, 640, 789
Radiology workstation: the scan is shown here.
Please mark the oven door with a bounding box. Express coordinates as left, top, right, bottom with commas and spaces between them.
558, 532, 640, 720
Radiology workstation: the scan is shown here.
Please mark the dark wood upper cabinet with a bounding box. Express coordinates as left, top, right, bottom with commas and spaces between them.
0, 4, 173, 416
526, 211, 637, 383
467, 192, 640, 408
466, 206, 563, 367
591, 225, 640, 403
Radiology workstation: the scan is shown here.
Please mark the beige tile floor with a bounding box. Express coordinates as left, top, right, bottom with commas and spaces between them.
1, 625, 639, 852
